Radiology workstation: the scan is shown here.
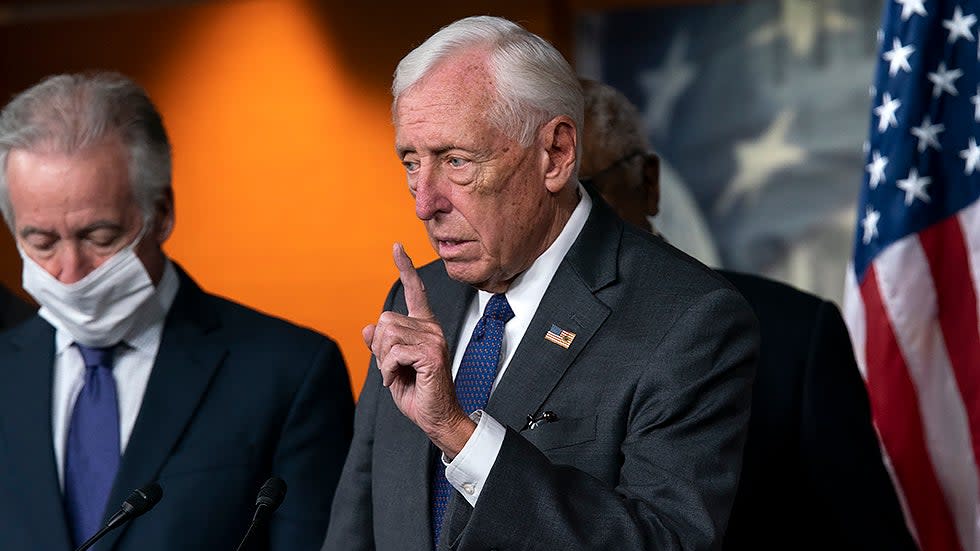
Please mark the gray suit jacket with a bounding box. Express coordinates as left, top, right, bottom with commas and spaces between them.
324, 196, 758, 550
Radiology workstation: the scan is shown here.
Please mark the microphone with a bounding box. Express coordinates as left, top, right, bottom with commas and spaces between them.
235, 477, 287, 551
74, 482, 163, 551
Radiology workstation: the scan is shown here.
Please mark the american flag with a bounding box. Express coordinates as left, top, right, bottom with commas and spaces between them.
843, 1, 980, 550
544, 324, 575, 349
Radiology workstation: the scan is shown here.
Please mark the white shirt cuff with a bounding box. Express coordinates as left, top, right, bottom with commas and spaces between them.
442, 410, 506, 507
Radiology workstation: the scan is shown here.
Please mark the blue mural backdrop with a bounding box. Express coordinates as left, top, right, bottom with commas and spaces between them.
576, 0, 884, 304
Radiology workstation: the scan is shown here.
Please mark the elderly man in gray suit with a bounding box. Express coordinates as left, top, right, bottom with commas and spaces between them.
323, 16, 758, 551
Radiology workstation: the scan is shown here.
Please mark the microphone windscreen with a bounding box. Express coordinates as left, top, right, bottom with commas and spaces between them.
255, 477, 287, 511
128, 483, 163, 516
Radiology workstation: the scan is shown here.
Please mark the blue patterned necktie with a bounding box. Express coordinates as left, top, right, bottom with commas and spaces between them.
64, 343, 120, 547
431, 293, 514, 549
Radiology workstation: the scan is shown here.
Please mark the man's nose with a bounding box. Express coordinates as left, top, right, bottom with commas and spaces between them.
414, 168, 453, 220
49, 244, 95, 284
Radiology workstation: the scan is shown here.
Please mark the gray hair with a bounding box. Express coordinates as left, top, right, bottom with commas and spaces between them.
393, 16, 583, 150
0, 72, 172, 230
580, 78, 649, 165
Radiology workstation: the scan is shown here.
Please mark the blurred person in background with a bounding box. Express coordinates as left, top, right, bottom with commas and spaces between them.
579, 77, 915, 551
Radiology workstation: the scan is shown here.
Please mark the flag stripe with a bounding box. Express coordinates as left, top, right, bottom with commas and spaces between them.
875, 237, 979, 550
845, 269, 918, 537
961, 201, 980, 340
861, 264, 963, 551
843, 268, 868, 380
920, 213, 980, 478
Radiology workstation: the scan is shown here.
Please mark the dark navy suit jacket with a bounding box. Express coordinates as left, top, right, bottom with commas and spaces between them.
0, 266, 354, 551
0, 283, 33, 330
720, 271, 915, 551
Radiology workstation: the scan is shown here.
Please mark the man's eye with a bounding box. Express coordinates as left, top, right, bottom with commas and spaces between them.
403, 160, 420, 172
447, 157, 468, 168
26, 237, 55, 252
87, 230, 119, 248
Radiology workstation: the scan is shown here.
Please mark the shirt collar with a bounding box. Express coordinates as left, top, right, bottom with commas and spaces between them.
475, 182, 592, 316
54, 259, 180, 355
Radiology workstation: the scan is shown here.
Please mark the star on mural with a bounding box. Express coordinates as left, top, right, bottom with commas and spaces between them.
750, 0, 858, 57
715, 109, 806, 214
637, 31, 696, 138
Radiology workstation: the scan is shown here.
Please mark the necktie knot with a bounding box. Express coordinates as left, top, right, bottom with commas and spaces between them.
483, 293, 514, 323
75, 343, 116, 370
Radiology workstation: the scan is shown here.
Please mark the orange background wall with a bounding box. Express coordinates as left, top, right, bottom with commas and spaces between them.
0, 0, 683, 395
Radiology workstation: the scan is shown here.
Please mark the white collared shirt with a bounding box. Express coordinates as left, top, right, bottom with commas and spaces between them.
49, 260, 179, 488
444, 184, 593, 505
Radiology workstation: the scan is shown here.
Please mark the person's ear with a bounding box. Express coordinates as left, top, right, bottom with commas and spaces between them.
152, 188, 175, 243
641, 153, 660, 218
541, 116, 578, 194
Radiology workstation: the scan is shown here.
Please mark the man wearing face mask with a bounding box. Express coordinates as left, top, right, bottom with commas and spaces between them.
0, 73, 355, 551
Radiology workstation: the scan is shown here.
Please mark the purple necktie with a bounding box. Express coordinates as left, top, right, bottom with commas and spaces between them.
64, 343, 120, 547
431, 294, 513, 548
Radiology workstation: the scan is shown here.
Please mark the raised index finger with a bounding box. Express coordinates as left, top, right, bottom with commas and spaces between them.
393, 243, 434, 320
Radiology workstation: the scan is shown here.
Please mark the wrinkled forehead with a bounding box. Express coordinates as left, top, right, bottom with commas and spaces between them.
5, 139, 132, 198
394, 79, 506, 154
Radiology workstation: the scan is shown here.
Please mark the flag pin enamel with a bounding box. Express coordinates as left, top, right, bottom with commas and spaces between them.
544, 324, 575, 349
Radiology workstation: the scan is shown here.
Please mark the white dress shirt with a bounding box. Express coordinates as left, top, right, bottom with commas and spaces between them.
48, 260, 179, 488
444, 185, 592, 506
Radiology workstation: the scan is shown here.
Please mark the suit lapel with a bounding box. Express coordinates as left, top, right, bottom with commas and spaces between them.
100, 268, 226, 551
485, 266, 611, 430
0, 318, 73, 549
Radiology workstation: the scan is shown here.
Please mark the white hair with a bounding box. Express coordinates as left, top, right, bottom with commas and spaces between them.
0, 72, 172, 230
393, 16, 583, 149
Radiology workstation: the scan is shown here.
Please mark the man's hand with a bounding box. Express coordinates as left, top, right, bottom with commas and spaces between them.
362, 243, 475, 459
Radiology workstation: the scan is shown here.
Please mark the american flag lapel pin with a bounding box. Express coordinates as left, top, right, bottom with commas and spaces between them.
544, 324, 575, 349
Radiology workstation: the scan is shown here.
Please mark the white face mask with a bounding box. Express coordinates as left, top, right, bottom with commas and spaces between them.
20, 227, 157, 347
